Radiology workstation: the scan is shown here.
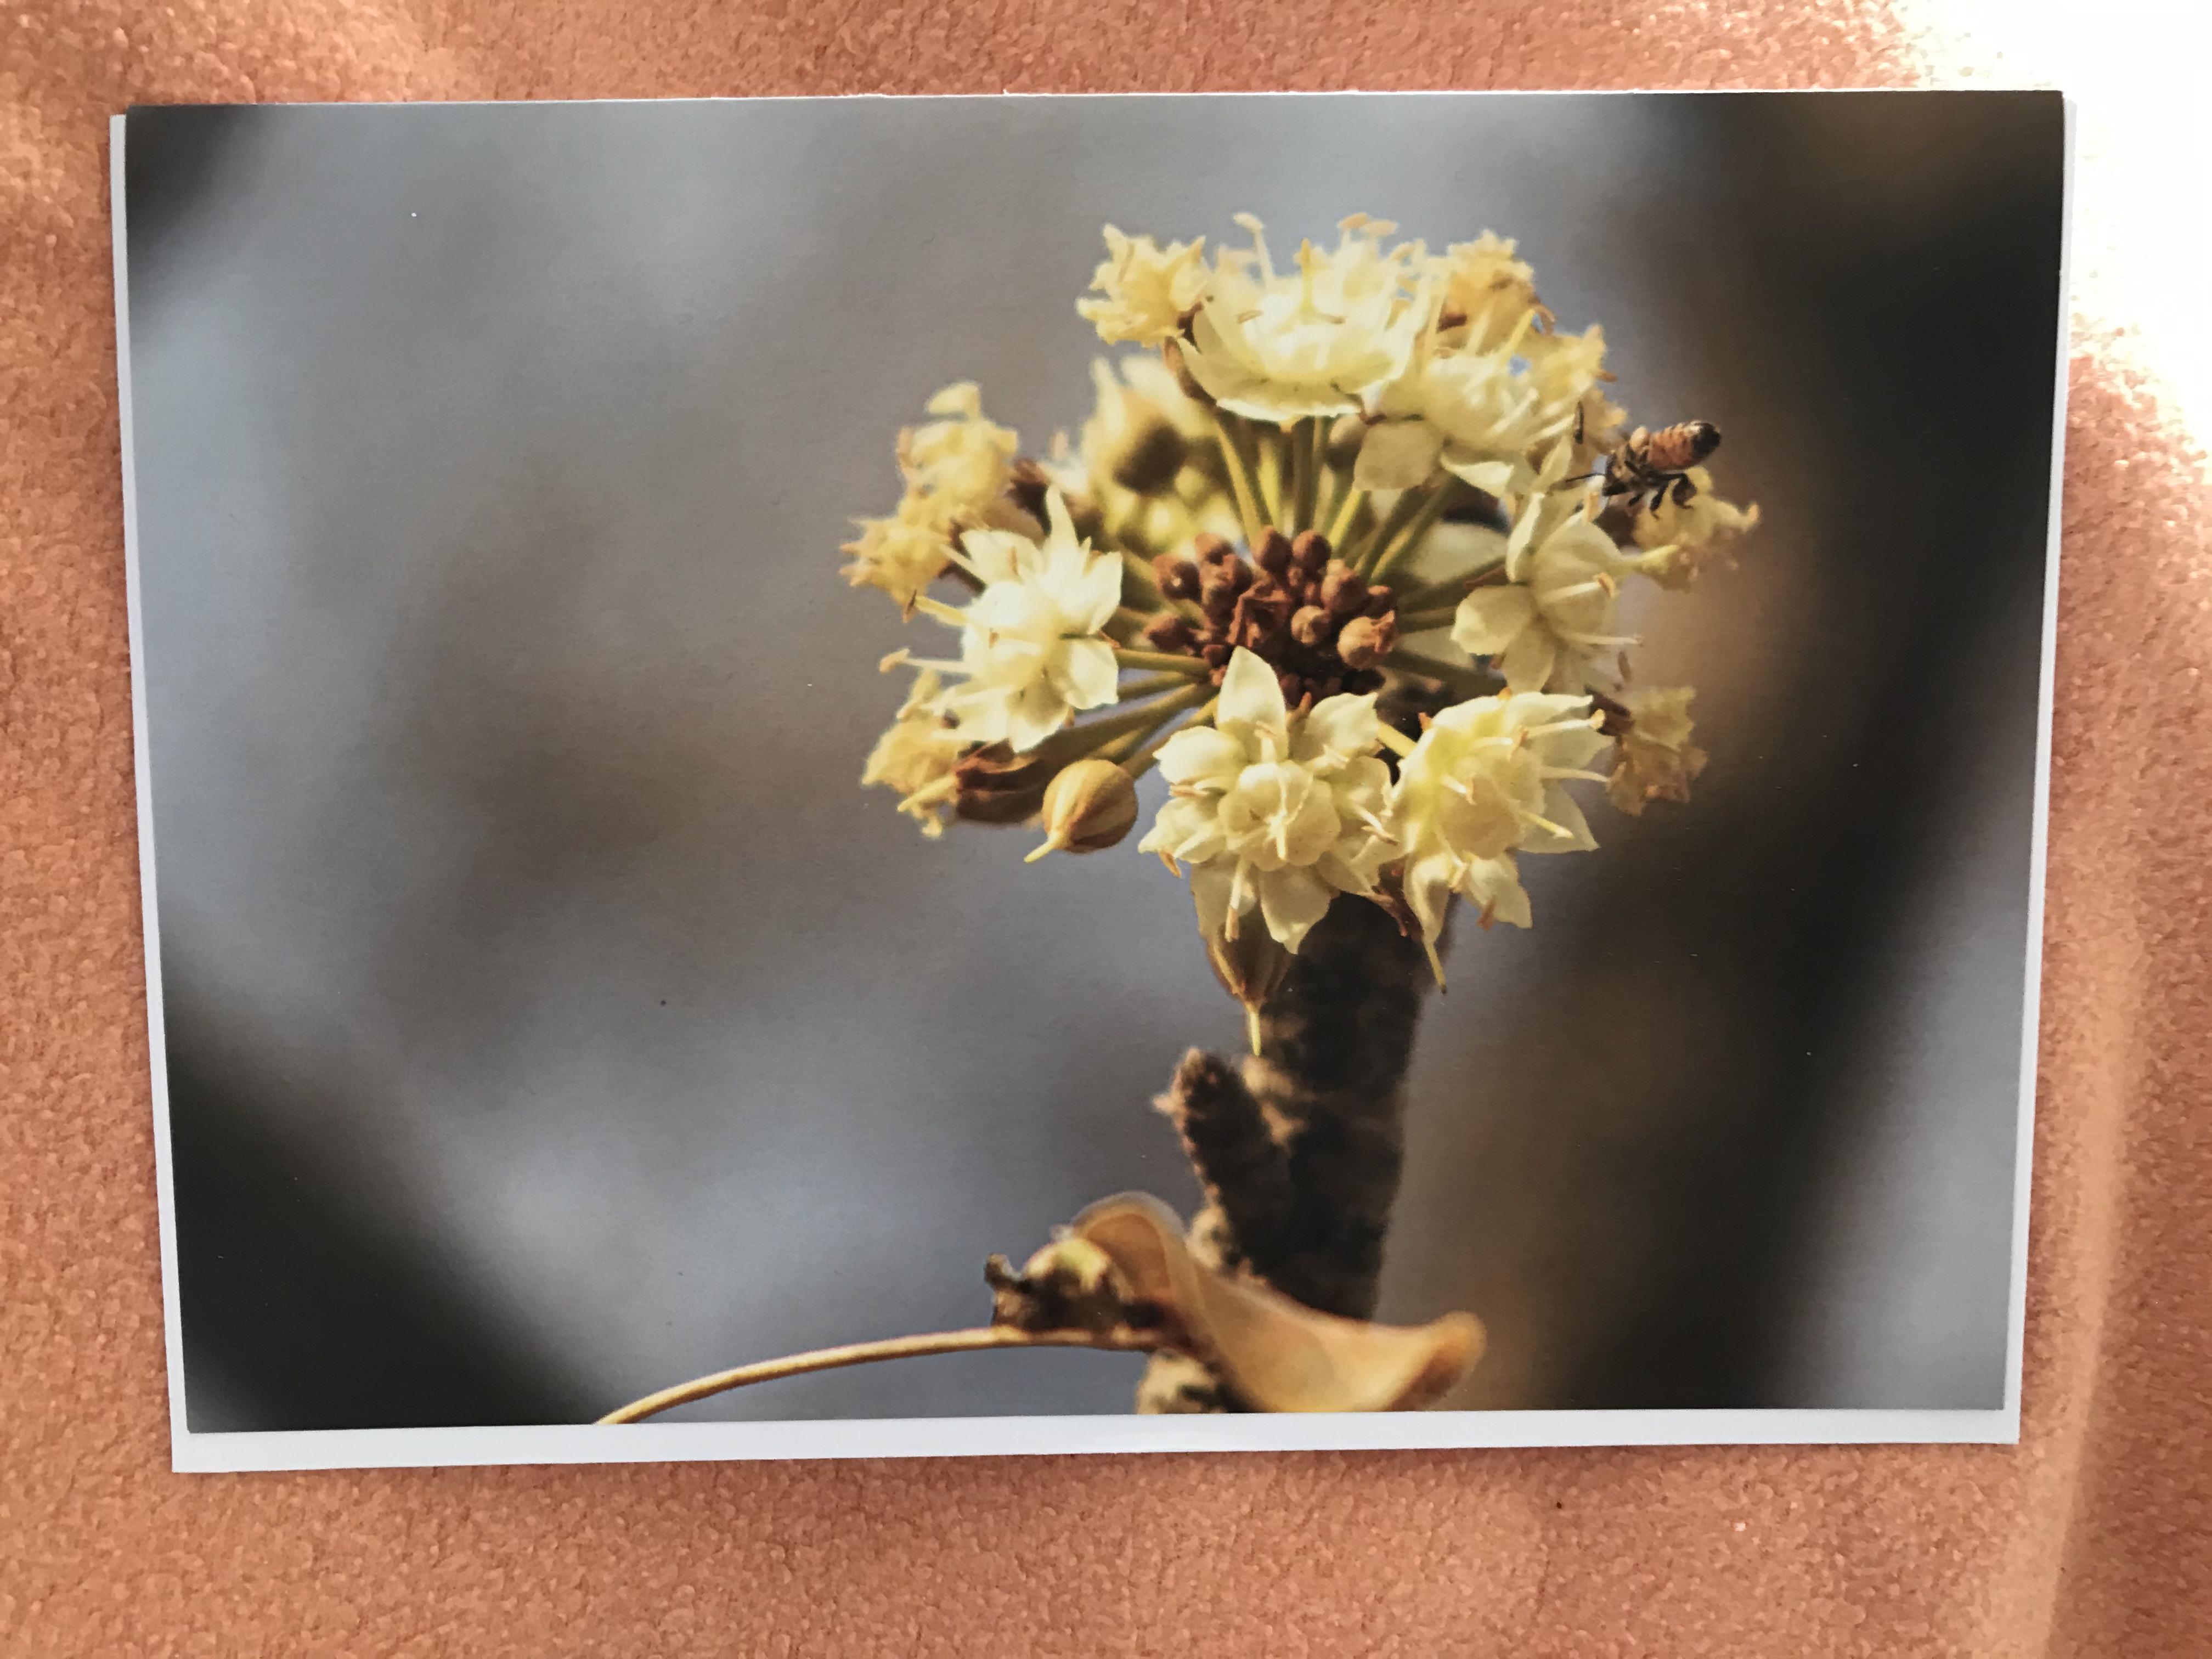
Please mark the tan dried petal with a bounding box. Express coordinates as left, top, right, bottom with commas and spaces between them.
1071, 1194, 1484, 1412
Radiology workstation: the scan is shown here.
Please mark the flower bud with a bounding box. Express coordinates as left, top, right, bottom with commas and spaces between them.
1335, 612, 1398, 670
1200, 570, 1240, 622
1250, 527, 1293, 573
1291, 530, 1331, 573
1025, 759, 1139, 861
1290, 605, 1334, 647
1205, 916, 1295, 1051
1234, 582, 1291, 637
1319, 560, 1365, 618
1192, 532, 1237, 569
1142, 613, 1196, 653
1152, 553, 1203, 602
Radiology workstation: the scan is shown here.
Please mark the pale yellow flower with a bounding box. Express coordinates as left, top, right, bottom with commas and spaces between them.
1139, 648, 1396, 953
861, 667, 966, 837
1451, 483, 1638, 693
1078, 227, 1209, 347
1632, 468, 1760, 590
843, 383, 1035, 612
1357, 332, 1543, 495
916, 492, 1124, 753
842, 506, 958, 613
1390, 690, 1610, 972
1433, 233, 1541, 356
1181, 215, 1435, 424
1520, 323, 1615, 455
1606, 686, 1708, 815
902, 381, 1022, 505
1059, 355, 1238, 555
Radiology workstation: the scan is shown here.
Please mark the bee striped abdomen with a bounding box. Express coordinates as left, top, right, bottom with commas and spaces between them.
1601, 420, 1723, 511
1643, 421, 1722, 472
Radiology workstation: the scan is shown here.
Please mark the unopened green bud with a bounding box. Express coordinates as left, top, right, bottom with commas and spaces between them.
1025, 758, 1140, 862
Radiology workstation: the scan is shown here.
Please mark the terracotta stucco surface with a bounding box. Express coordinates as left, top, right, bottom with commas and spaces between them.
3, 3, 2207, 1653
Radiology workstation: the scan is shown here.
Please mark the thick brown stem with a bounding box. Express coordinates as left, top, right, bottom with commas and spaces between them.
1143, 898, 1434, 1410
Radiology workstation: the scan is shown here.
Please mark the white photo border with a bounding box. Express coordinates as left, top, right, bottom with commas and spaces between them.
109, 91, 2070, 1474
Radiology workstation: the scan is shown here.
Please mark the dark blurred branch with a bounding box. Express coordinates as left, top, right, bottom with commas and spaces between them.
1142, 898, 1433, 1412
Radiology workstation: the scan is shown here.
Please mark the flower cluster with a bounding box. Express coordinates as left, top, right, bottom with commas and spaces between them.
848, 213, 1760, 1015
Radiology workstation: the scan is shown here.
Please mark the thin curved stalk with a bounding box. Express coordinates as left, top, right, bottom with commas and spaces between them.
599, 1327, 1154, 1424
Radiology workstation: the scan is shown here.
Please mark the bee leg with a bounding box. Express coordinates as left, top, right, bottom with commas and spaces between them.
1672, 474, 1699, 507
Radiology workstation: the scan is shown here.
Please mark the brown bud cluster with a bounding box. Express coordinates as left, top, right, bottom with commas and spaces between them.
1143, 528, 1397, 708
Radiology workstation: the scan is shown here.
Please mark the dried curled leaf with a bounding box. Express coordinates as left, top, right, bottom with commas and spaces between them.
1070, 1193, 1483, 1412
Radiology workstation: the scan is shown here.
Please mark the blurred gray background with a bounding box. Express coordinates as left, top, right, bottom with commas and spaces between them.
119, 91, 2062, 1429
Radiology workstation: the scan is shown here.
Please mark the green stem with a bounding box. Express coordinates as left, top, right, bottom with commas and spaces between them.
1114, 647, 1211, 677
1329, 480, 1372, 549
1350, 486, 1428, 576
1215, 414, 1268, 548
1390, 557, 1505, 613
1119, 548, 1166, 610
1291, 418, 1324, 532
1394, 606, 1462, 634
1369, 479, 1466, 583
1255, 424, 1286, 528
1117, 670, 1198, 699
1385, 646, 1499, 696
1118, 695, 1219, 780
1073, 682, 1214, 747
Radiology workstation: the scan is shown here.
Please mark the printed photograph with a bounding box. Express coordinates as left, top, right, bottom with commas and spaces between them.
115, 89, 2066, 1460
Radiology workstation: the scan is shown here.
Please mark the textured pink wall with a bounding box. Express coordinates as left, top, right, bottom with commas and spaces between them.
4, 3, 2207, 1652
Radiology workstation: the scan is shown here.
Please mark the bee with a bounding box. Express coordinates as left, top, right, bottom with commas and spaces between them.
1596, 420, 1722, 512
